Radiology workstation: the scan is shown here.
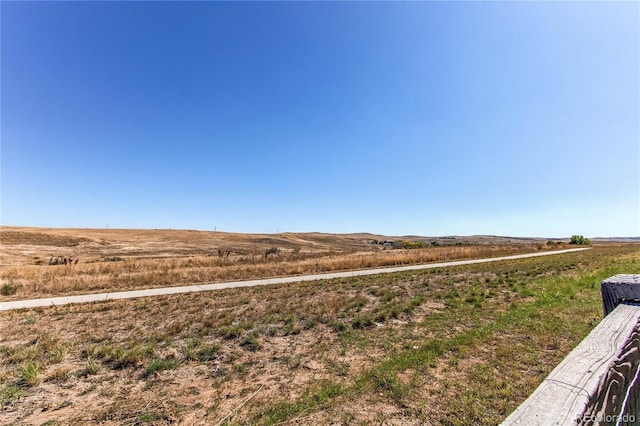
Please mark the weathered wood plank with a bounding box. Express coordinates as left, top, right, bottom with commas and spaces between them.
501, 303, 640, 425
578, 315, 640, 425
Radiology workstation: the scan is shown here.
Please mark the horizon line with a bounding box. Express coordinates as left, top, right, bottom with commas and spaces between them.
1, 224, 638, 240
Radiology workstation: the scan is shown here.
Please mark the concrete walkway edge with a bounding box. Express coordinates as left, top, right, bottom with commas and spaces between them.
0, 248, 591, 311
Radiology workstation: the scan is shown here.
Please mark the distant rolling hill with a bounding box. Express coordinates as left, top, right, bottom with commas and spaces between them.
1, 226, 636, 266
590, 237, 640, 243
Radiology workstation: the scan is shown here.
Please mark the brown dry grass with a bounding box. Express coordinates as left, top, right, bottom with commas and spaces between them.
0, 227, 560, 300
1, 246, 638, 425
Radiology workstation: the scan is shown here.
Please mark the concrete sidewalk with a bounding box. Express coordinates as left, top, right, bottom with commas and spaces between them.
0, 248, 590, 311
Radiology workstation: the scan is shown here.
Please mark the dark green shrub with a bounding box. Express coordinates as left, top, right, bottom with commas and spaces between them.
1, 283, 18, 296
570, 235, 591, 245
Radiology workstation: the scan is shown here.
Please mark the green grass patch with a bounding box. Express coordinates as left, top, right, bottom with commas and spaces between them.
0, 384, 26, 408
258, 379, 345, 425
144, 357, 177, 377
17, 361, 41, 387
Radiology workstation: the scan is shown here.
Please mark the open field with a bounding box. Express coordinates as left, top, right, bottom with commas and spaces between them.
0, 227, 552, 266
1, 245, 639, 425
0, 227, 571, 301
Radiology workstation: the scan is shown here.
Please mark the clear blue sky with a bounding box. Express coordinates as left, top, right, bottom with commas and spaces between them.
1, 1, 638, 237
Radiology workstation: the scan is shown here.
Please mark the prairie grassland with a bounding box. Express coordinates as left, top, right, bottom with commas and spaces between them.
1, 245, 638, 425
1, 240, 555, 300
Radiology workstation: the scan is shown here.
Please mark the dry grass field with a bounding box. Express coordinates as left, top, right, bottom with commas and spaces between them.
1, 229, 638, 424
0, 246, 640, 425
0, 227, 561, 300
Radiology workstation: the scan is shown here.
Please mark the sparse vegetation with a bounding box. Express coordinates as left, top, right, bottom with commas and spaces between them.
0, 245, 638, 424
1, 228, 638, 424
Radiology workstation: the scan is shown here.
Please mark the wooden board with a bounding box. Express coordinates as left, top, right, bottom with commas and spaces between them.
578, 314, 640, 425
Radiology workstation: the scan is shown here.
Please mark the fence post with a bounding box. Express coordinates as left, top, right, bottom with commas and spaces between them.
601, 274, 640, 316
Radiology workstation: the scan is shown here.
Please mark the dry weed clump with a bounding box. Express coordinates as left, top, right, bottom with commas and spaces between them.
1, 244, 551, 299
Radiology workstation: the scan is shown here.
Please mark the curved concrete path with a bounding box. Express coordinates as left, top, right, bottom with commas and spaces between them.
0, 248, 590, 311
